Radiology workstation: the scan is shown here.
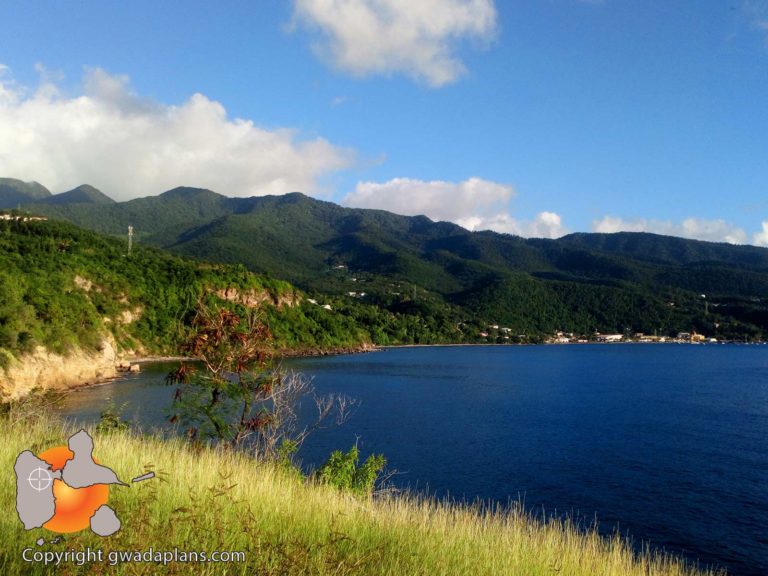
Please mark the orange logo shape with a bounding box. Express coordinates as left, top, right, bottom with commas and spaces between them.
37, 446, 109, 533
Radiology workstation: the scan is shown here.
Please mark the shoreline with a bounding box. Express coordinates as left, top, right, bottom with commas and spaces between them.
382, 339, 766, 348
7, 339, 763, 401
19, 346, 380, 398
277, 343, 379, 358
126, 355, 195, 364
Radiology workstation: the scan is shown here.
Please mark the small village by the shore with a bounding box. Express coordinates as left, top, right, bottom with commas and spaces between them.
475, 325, 765, 345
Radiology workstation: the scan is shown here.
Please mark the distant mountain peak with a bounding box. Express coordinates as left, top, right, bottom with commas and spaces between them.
0, 177, 52, 208
160, 186, 222, 198
280, 191, 309, 200
0, 177, 51, 196
69, 184, 100, 194
44, 184, 115, 205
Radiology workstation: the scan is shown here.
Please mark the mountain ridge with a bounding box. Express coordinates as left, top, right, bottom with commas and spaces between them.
39, 184, 116, 205
5, 180, 768, 341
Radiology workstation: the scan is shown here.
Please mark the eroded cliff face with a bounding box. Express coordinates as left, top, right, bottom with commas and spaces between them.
0, 280, 302, 400
0, 339, 118, 401
213, 287, 301, 309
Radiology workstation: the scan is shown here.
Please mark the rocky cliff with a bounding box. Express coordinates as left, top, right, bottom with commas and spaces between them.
0, 339, 119, 401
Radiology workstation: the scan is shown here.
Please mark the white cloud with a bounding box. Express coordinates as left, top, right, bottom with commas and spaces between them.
292, 0, 498, 87
754, 221, 768, 246
743, 1, 768, 41
331, 95, 349, 107
342, 177, 567, 238
456, 210, 567, 238
592, 216, 749, 244
0, 67, 353, 201
346, 176, 513, 219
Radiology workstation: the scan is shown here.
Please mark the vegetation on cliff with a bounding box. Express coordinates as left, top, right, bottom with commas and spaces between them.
0, 216, 370, 370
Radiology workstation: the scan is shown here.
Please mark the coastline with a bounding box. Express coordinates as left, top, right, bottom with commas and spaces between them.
126, 355, 195, 364
5, 339, 761, 401
0, 348, 193, 401
382, 339, 764, 348
276, 342, 380, 358
0, 345, 379, 401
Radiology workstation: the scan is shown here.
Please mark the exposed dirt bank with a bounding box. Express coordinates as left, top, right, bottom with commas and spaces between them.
0, 341, 377, 401
0, 340, 120, 401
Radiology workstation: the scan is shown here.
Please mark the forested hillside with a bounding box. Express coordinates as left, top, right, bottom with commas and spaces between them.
9, 183, 768, 342
0, 216, 377, 368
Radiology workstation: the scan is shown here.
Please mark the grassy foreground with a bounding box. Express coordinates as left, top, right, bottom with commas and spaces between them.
0, 407, 723, 576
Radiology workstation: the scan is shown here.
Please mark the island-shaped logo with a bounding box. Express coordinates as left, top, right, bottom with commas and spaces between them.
14, 429, 154, 537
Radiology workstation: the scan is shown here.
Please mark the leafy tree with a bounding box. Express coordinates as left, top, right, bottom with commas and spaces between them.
165, 301, 353, 460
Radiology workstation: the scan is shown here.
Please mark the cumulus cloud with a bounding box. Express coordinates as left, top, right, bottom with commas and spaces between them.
592, 216, 749, 244
0, 67, 353, 200
754, 221, 768, 246
343, 177, 567, 238
346, 176, 513, 219
292, 0, 498, 87
465, 210, 568, 239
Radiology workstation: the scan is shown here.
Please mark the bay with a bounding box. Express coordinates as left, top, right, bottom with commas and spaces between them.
55, 344, 768, 575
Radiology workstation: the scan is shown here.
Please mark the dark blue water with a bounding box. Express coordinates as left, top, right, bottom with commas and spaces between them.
56, 345, 768, 575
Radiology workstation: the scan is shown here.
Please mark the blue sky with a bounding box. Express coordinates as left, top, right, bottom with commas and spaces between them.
1, 1, 767, 244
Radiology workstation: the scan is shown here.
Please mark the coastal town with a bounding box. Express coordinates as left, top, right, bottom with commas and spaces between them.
474, 326, 761, 345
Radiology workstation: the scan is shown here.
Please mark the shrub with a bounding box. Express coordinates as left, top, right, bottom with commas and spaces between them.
95, 402, 130, 434
318, 445, 386, 495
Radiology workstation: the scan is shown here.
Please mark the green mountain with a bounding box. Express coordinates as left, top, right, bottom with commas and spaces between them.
0, 178, 51, 208
40, 184, 116, 205
11, 184, 768, 342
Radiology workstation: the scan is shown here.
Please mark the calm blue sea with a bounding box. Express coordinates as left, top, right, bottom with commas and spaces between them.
56, 344, 768, 575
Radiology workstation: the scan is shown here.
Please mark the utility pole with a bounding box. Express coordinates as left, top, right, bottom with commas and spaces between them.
127, 225, 134, 256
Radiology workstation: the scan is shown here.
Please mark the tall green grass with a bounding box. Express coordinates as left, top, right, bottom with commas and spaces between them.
0, 403, 724, 575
